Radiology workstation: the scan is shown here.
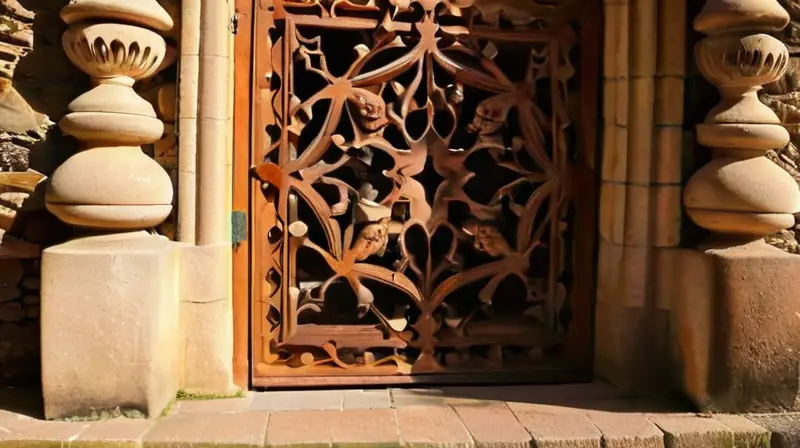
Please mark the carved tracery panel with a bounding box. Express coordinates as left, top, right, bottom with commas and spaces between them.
250, 0, 598, 384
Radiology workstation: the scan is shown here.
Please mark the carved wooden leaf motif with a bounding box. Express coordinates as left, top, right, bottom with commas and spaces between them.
253, 0, 588, 378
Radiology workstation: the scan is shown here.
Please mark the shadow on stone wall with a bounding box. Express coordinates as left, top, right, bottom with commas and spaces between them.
1, 0, 180, 386
0, 0, 84, 386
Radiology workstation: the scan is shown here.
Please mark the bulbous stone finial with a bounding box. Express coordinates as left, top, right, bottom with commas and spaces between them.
683, 0, 800, 238
45, 0, 175, 231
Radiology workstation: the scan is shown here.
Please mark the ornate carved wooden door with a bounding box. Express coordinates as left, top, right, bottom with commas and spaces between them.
249, 0, 600, 386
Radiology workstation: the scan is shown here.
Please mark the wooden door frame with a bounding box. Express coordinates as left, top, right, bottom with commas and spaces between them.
232, 0, 256, 389
231, 0, 603, 389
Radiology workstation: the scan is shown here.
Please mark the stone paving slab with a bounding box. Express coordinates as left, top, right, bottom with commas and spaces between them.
588, 412, 664, 448
0, 385, 788, 448
651, 415, 734, 448
265, 411, 331, 447
342, 389, 392, 410
72, 418, 154, 448
326, 409, 399, 447
453, 403, 531, 448
396, 405, 473, 448
265, 409, 400, 447
442, 382, 624, 404
514, 411, 602, 448
391, 389, 461, 408
0, 409, 33, 432
142, 411, 269, 447
748, 414, 800, 448
0, 419, 86, 447
252, 390, 344, 412
175, 395, 254, 415
713, 414, 771, 448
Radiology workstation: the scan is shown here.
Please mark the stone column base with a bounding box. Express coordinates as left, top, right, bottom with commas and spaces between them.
178, 243, 237, 395
595, 302, 672, 395
673, 239, 800, 413
41, 232, 184, 419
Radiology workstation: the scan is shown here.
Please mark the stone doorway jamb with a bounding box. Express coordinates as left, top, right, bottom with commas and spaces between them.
595, 0, 688, 394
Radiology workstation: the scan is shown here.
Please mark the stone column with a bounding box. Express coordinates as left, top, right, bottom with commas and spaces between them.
176, 0, 237, 394
595, 0, 687, 394
40, 0, 182, 419
676, 0, 800, 412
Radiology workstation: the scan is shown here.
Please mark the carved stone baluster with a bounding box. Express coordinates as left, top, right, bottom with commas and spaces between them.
46, 0, 174, 229
684, 1, 800, 238
676, 0, 800, 412
41, 0, 182, 420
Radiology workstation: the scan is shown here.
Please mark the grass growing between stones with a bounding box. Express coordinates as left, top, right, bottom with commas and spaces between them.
175, 389, 246, 401
58, 407, 146, 422
160, 399, 176, 417
55, 390, 246, 421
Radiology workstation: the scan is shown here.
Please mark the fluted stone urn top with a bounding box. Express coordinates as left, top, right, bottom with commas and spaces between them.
61, 23, 169, 82
695, 33, 789, 90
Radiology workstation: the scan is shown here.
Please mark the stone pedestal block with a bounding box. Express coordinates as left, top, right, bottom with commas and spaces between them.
673, 240, 800, 412
41, 232, 183, 419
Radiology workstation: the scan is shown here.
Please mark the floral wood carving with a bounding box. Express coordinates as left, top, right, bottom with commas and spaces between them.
251, 0, 592, 380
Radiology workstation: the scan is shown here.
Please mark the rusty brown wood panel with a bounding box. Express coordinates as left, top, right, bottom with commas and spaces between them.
247, 0, 600, 386
232, 0, 256, 388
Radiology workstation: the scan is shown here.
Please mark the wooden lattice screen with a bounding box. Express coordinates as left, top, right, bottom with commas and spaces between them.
249, 0, 599, 386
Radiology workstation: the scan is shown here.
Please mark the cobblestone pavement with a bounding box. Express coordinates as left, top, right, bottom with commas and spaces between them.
0, 382, 797, 447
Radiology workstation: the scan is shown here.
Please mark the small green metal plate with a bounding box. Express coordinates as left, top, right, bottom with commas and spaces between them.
231, 211, 247, 247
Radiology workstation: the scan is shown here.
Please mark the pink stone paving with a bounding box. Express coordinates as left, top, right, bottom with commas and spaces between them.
651, 415, 734, 448
342, 389, 392, 410
72, 418, 154, 448
265, 409, 399, 447
396, 405, 473, 447
142, 411, 269, 447
0, 419, 86, 446
588, 412, 664, 448
453, 403, 531, 448
265, 411, 331, 447
326, 409, 399, 446
514, 412, 602, 448
175, 395, 254, 414
0, 384, 784, 447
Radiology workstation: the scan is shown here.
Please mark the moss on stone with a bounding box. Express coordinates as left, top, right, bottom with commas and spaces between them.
57, 407, 146, 422
175, 389, 245, 401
